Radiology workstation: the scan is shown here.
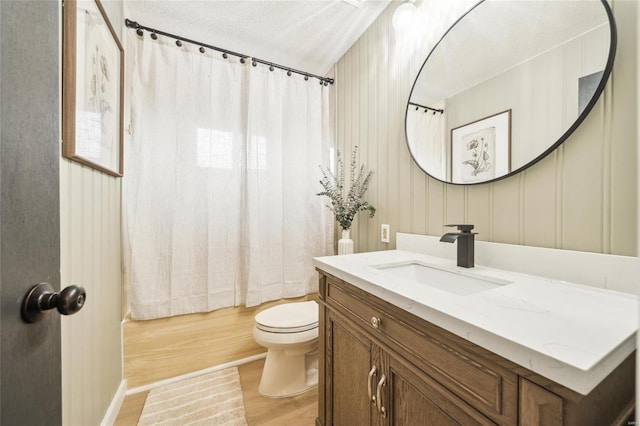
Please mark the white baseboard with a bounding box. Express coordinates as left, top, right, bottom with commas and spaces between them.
101, 379, 127, 426
126, 352, 268, 395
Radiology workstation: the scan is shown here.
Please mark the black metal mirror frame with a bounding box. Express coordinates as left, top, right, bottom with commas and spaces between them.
405, 0, 617, 185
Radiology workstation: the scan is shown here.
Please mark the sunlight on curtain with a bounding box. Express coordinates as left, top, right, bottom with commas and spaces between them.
125, 36, 333, 320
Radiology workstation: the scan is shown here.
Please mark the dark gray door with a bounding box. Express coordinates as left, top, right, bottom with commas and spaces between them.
1, 1, 62, 425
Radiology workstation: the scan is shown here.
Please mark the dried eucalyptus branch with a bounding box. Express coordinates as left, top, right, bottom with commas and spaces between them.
318, 146, 376, 231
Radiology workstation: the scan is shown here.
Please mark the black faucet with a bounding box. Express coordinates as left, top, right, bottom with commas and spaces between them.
440, 224, 477, 268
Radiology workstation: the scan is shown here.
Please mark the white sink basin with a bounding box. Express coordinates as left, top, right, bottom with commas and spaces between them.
373, 261, 513, 296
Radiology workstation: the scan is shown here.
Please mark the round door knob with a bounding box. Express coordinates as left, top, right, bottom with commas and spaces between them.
21, 282, 87, 323
56, 285, 86, 315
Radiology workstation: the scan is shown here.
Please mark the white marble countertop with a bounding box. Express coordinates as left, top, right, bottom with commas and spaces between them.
313, 249, 638, 395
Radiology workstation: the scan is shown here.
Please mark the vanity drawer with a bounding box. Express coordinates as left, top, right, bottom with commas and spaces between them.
324, 274, 518, 425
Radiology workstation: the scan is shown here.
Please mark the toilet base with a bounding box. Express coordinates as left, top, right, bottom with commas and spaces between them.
258, 343, 318, 398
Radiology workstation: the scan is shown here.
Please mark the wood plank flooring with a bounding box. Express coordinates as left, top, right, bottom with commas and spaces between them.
114, 359, 317, 426
123, 295, 316, 389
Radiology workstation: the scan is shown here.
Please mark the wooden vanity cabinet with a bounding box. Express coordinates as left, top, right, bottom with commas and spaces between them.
316, 270, 635, 426
324, 309, 495, 426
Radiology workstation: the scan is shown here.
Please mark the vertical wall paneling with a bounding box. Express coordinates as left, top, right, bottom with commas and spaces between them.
60, 163, 123, 426
346, 36, 355, 249
600, 93, 612, 255
561, 110, 605, 252
518, 168, 526, 246
522, 156, 558, 249
396, 22, 413, 239
60, 3, 124, 425
609, 0, 638, 256
369, 23, 381, 251
555, 146, 565, 248
344, 46, 354, 249
375, 18, 389, 249
467, 185, 490, 241
335, 0, 637, 258
444, 184, 465, 226
359, 31, 371, 251
385, 6, 400, 242
426, 179, 444, 236
412, 164, 427, 236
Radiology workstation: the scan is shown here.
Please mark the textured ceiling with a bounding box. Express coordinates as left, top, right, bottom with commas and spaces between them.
125, 0, 392, 76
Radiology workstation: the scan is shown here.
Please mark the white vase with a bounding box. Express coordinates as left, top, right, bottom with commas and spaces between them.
338, 229, 354, 255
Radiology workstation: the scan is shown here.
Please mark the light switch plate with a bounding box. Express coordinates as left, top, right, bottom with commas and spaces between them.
381, 224, 390, 243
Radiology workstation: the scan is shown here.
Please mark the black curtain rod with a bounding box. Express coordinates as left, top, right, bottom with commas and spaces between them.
125, 19, 334, 86
409, 102, 444, 114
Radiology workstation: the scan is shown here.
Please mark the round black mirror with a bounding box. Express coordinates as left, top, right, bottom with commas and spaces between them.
406, 0, 616, 184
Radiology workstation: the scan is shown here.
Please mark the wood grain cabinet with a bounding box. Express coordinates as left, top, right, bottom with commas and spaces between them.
316, 270, 635, 426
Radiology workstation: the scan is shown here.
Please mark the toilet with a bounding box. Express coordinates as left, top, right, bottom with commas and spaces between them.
253, 300, 319, 398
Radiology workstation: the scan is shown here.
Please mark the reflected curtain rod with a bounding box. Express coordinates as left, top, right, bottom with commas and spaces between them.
409, 102, 444, 114
125, 19, 334, 86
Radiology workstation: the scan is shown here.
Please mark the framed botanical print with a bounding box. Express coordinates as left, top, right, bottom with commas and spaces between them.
62, 0, 124, 177
450, 110, 511, 184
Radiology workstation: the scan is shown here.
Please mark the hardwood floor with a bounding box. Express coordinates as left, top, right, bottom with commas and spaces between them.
123, 295, 316, 389
114, 359, 318, 426
114, 392, 147, 426
239, 359, 318, 426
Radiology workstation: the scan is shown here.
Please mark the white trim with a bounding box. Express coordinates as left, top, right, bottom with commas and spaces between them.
100, 379, 127, 426
125, 352, 267, 395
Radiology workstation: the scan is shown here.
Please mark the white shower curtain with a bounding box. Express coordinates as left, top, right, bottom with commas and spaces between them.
406, 107, 446, 180
125, 36, 333, 320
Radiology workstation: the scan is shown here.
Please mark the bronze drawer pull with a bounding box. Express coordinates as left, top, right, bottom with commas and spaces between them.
367, 365, 377, 403
376, 374, 387, 417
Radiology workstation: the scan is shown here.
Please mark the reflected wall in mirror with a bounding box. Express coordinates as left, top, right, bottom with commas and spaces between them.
406, 0, 616, 184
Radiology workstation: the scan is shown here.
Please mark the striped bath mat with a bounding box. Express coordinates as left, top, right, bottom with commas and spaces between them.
138, 367, 248, 425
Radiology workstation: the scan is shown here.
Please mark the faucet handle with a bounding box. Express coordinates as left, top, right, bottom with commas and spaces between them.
444, 224, 474, 233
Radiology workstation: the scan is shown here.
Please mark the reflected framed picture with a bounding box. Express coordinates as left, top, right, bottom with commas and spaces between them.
62, 0, 124, 177
450, 110, 511, 184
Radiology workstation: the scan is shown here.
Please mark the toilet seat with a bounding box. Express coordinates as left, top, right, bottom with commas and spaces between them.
256, 322, 317, 333
255, 301, 318, 334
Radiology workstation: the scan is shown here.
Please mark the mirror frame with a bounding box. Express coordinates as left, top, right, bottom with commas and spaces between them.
405, 0, 617, 185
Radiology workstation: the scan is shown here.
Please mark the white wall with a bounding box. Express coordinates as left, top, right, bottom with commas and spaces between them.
446, 24, 608, 171
60, 2, 124, 425
336, 0, 638, 257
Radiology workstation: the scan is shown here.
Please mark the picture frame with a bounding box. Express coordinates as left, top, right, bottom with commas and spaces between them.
62, 0, 124, 177
450, 109, 511, 184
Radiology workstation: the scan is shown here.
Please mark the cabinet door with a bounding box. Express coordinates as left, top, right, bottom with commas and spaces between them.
384, 352, 497, 426
326, 311, 377, 426
519, 379, 563, 426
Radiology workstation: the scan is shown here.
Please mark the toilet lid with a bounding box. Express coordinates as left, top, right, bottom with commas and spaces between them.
255, 301, 318, 333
